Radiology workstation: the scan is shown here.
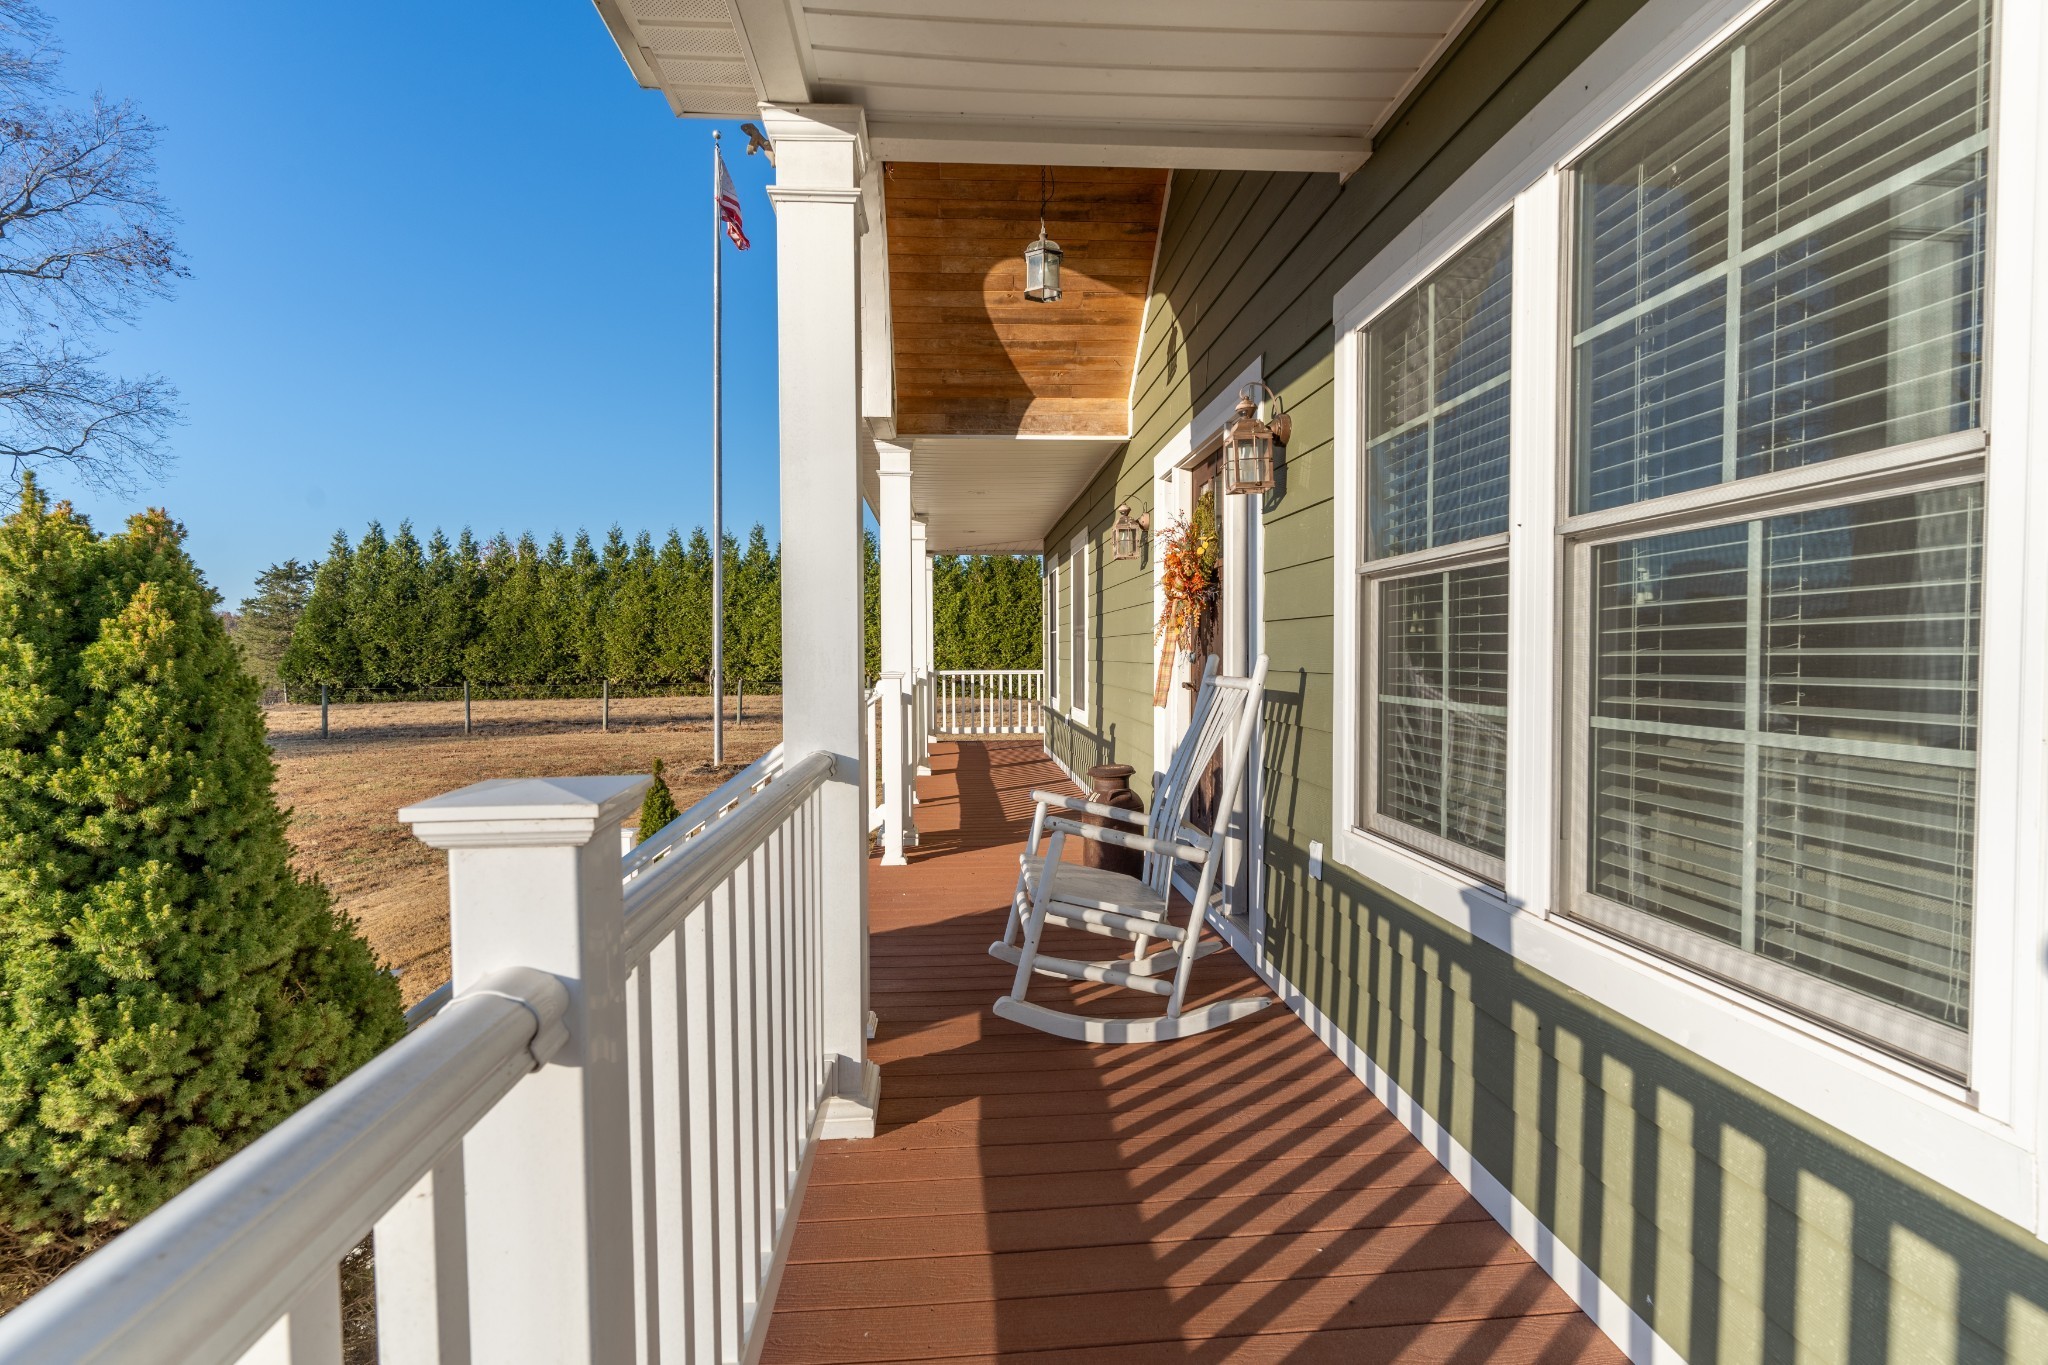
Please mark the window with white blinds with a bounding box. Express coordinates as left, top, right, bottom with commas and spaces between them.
1565, 0, 1991, 1076
1360, 217, 1513, 880
1571, 0, 1989, 514
1375, 564, 1509, 863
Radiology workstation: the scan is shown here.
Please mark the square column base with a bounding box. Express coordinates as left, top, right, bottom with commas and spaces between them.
819, 1059, 882, 1141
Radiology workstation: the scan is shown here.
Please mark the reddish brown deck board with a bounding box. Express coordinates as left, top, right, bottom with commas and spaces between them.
761, 741, 1622, 1363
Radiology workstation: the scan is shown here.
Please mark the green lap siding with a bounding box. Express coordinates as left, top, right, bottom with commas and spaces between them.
1038, 0, 2048, 1359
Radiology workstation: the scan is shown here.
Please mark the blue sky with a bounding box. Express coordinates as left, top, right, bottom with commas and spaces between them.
48, 2, 781, 604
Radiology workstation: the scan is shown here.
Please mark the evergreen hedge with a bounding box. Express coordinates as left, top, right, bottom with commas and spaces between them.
279, 520, 1042, 696
0, 478, 404, 1240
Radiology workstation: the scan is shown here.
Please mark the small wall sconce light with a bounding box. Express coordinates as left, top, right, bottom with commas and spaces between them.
1223, 382, 1291, 496
1024, 166, 1063, 303
1111, 502, 1150, 560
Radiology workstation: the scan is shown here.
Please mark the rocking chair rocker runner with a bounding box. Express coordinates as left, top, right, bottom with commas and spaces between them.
991, 654, 1271, 1043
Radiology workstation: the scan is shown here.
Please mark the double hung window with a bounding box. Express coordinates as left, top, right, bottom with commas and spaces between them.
1343, 0, 1996, 1080
1359, 217, 1514, 880
1071, 532, 1090, 719
1046, 555, 1060, 708
1563, 0, 1990, 1075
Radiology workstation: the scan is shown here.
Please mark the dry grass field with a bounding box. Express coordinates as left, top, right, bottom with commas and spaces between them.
268, 694, 782, 1008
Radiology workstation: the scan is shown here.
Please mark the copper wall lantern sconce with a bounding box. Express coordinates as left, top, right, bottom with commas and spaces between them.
1111, 502, 1150, 560
1222, 383, 1290, 495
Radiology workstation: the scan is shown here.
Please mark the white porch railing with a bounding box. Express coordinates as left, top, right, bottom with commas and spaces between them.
0, 750, 839, 1365
932, 669, 1045, 736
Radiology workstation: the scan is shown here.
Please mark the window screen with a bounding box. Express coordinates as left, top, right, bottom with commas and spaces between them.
1376, 563, 1509, 860
1571, 0, 1990, 514
1583, 484, 1980, 1073
1368, 217, 1515, 557
1567, 0, 1990, 1076
1361, 217, 1514, 878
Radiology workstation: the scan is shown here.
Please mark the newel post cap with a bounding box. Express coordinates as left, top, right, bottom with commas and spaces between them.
400, 775, 651, 850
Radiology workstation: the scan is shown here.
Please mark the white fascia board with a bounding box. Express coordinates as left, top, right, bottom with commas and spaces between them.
589, 0, 667, 96
726, 0, 811, 105
867, 118, 1369, 175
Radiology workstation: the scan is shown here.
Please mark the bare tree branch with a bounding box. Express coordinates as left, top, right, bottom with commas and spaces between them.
0, 0, 182, 495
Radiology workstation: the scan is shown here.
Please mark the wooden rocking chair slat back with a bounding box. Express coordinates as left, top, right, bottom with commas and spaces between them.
1142, 657, 1249, 895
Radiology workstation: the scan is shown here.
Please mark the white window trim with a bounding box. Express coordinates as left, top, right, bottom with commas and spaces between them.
1046, 552, 1061, 711
1354, 210, 1517, 886
1329, 0, 2048, 1236
1069, 529, 1090, 724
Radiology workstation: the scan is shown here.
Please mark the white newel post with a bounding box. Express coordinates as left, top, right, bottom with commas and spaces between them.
763, 102, 880, 1139
400, 774, 650, 1365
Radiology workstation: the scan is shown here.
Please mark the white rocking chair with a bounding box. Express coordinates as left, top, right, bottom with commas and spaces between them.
990, 653, 1271, 1043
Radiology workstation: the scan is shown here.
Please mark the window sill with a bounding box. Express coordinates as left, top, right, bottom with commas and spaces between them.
1324, 824, 2034, 1231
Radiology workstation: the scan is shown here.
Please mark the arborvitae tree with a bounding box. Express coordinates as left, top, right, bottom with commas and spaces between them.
373, 521, 428, 688
233, 559, 313, 694
344, 521, 391, 687
636, 757, 680, 843
604, 531, 659, 685
278, 530, 357, 700
0, 478, 403, 1240
862, 528, 879, 680
569, 530, 607, 682
731, 524, 780, 690
263, 518, 1040, 691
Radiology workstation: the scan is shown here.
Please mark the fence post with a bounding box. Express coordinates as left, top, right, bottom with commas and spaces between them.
736, 675, 744, 728
464, 681, 472, 736
320, 685, 329, 740
601, 680, 609, 733
399, 773, 650, 1365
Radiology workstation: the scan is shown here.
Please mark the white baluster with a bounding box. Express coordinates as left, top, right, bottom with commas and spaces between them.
236, 1269, 341, 1365
373, 1153, 471, 1365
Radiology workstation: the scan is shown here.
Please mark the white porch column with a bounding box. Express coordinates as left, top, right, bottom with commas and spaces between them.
762, 102, 880, 1136
876, 441, 916, 865
911, 516, 933, 772
400, 774, 649, 1365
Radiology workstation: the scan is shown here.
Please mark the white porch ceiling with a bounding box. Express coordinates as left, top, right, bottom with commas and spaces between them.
860, 434, 1122, 555
594, 0, 1487, 172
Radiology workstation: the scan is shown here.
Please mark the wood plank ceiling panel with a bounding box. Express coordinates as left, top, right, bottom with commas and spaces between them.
885, 162, 1168, 438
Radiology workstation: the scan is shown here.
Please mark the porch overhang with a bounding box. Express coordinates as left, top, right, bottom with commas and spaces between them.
861, 432, 1123, 556
592, 0, 1492, 175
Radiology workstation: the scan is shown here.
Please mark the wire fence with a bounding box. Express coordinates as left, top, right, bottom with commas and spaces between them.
276, 679, 777, 741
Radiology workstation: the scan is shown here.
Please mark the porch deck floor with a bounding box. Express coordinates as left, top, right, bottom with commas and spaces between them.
762, 741, 1622, 1363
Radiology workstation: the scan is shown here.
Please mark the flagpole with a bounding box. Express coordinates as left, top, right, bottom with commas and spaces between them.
710, 129, 725, 767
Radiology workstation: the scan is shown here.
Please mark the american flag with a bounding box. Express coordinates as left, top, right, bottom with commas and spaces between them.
716, 149, 749, 251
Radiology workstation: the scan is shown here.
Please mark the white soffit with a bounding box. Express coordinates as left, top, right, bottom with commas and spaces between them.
595, 0, 1491, 173
899, 437, 1122, 555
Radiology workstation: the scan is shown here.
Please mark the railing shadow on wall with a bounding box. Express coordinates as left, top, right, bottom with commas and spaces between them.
1043, 708, 1116, 785
1252, 860, 2048, 1362
1253, 669, 1308, 843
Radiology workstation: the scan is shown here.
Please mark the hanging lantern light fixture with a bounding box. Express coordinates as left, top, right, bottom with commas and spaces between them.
1023, 166, 1063, 303
1111, 502, 1150, 561
1222, 383, 1291, 496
